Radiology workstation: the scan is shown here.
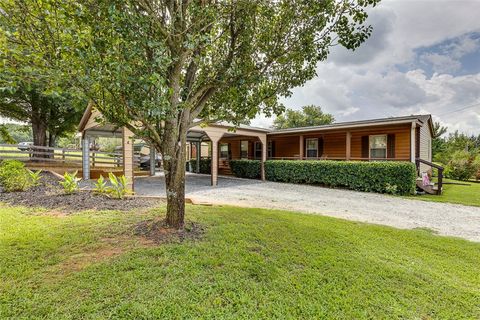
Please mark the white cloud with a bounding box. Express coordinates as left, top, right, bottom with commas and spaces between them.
420, 53, 462, 73
252, 0, 480, 135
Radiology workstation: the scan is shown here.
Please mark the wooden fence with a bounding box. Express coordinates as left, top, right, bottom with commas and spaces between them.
0, 144, 141, 168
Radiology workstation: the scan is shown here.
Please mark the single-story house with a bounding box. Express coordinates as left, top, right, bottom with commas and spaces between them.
78, 105, 434, 189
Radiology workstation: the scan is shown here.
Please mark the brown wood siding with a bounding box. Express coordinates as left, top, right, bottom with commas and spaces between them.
218, 137, 259, 160
267, 136, 299, 158
350, 125, 411, 160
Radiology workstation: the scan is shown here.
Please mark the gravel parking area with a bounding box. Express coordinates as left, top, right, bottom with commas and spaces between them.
136, 173, 480, 242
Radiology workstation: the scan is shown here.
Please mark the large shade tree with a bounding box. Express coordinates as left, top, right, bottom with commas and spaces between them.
2, 0, 379, 228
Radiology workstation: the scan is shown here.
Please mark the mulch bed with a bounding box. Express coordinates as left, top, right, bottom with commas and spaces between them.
134, 218, 205, 244
0, 172, 162, 213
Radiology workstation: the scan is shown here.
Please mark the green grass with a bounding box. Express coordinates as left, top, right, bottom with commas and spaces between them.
1, 204, 479, 319
409, 178, 480, 207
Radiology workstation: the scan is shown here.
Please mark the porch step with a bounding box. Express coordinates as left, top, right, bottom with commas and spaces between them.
416, 178, 440, 195
219, 167, 232, 175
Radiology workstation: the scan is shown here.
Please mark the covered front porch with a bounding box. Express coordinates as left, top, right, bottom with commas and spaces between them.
268, 123, 416, 162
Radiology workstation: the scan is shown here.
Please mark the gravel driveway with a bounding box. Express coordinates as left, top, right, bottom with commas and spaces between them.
136, 173, 480, 242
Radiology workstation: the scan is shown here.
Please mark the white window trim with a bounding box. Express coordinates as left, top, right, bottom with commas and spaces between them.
369, 134, 388, 159
306, 138, 318, 158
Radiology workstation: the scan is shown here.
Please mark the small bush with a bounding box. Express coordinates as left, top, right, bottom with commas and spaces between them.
0, 160, 32, 192
106, 173, 131, 199
444, 151, 478, 181
189, 158, 211, 174
230, 160, 261, 179
265, 160, 417, 195
60, 171, 80, 194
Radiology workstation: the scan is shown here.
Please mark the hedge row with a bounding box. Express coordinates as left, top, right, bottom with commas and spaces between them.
230, 160, 261, 179
264, 160, 417, 195
189, 159, 211, 174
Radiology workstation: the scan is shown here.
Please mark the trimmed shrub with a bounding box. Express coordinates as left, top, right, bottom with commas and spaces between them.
189, 158, 211, 174
0, 160, 32, 192
230, 160, 261, 179
265, 160, 417, 195
444, 151, 478, 181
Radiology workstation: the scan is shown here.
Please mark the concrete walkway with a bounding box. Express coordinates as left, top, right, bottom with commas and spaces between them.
135, 173, 480, 242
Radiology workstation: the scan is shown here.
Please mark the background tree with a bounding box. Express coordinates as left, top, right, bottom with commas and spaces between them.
274, 105, 335, 129
0, 123, 31, 144
432, 121, 448, 159
2, 0, 379, 228
0, 2, 84, 148
0, 86, 84, 147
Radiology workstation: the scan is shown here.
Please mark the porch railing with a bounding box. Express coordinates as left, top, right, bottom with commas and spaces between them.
416, 158, 444, 195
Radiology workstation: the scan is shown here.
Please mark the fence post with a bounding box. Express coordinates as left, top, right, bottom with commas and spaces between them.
62, 148, 66, 164
438, 167, 443, 195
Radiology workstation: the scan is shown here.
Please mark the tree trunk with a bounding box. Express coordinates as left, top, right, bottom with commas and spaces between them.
31, 118, 47, 147
162, 126, 187, 229
30, 91, 48, 160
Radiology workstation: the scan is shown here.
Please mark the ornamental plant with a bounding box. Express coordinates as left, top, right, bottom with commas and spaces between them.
105, 173, 131, 200
59, 171, 81, 195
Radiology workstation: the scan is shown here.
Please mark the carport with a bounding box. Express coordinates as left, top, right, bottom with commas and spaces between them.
78, 104, 268, 189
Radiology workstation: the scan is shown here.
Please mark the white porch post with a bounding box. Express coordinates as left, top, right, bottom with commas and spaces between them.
410, 122, 416, 163
82, 136, 90, 180
196, 141, 201, 173
210, 137, 220, 186
149, 145, 156, 176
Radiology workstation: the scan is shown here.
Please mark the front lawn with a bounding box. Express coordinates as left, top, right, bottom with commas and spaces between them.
1, 204, 479, 319
410, 178, 480, 207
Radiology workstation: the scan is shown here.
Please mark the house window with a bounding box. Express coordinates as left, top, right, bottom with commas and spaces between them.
220, 143, 229, 159
306, 138, 318, 158
369, 135, 387, 159
240, 141, 249, 159
254, 141, 262, 160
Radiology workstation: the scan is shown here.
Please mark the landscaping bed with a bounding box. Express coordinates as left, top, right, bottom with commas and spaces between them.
0, 172, 161, 212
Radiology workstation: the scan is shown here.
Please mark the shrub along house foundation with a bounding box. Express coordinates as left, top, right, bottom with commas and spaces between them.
79, 106, 437, 194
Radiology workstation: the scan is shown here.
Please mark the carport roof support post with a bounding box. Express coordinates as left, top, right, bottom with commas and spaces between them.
122, 128, 135, 191
82, 137, 90, 180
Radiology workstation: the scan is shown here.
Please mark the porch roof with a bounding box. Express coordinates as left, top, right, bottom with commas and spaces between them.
267, 115, 431, 135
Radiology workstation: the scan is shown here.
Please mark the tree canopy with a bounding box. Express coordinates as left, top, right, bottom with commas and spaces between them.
1, 0, 380, 227
273, 105, 335, 129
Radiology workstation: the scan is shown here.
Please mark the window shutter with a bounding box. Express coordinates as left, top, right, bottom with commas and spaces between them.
271, 141, 275, 158
303, 138, 306, 158
228, 143, 232, 160
361, 136, 369, 159
319, 138, 324, 157
387, 134, 395, 159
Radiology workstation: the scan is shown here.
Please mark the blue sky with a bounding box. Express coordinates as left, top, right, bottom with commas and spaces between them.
252, 0, 480, 135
